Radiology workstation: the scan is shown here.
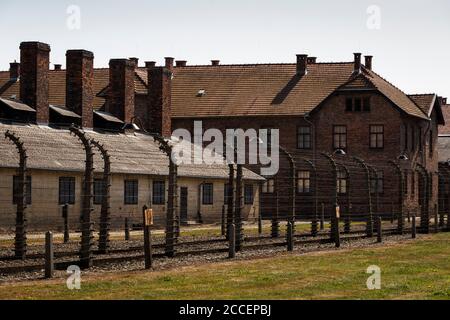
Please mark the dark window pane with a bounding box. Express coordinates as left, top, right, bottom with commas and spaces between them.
354, 98, 362, 112
94, 179, 105, 205
370, 125, 384, 149
297, 171, 311, 194
59, 177, 75, 205
153, 181, 166, 205
297, 126, 312, 149
124, 180, 138, 205
202, 183, 214, 205
363, 97, 371, 112
333, 126, 347, 150
346, 98, 353, 112
244, 184, 254, 204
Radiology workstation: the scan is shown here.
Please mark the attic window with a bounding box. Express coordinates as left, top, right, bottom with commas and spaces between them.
197, 89, 207, 97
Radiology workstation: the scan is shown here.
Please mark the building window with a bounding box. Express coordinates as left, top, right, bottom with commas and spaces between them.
333, 126, 347, 150
297, 171, 311, 194
153, 181, 165, 205
13, 176, 32, 205
202, 183, 214, 205
346, 98, 353, 112
363, 97, 371, 112
59, 177, 75, 205
370, 171, 384, 194
93, 179, 105, 205
244, 184, 254, 205
124, 180, 138, 205
354, 98, 362, 112
297, 126, 312, 149
262, 179, 275, 193
370, 125, 384, 149
337, 169, 348, 195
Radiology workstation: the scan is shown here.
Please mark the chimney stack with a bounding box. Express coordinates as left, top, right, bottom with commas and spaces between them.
9, 61, 20, 80
66, 50, 94, 128
365, 55, 373, 71
354, 53, 362, 74
145, 61, 156, 68
307, 57, 317, 64
211, 60, 220, 66
176, 60, 187, 67
20, 41, 51, 124
165, 57, 174, 72
129, 57, 139, 67
443, 98, 448, 105
296, 54, 308, 76
54, 64, 62, 71
147, 62, 172, 137
108, 59, 136, 124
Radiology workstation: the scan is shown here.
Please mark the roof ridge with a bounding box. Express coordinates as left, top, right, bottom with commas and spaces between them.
365, 67, 429, 118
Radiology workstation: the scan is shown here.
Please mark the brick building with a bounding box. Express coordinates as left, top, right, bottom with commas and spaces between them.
1, 42, 446, 226
0, 42, 263, 232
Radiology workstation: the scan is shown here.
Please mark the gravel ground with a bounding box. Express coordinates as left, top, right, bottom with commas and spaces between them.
0, 228, 416, 284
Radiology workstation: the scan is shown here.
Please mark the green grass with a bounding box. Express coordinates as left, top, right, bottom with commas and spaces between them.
1, 233, 449, 300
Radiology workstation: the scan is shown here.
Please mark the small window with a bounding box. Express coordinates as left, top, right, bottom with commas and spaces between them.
354, 98, 362, 112
337, 169, 348, 195
59, 177, 75, 205
370, 125, 384, 149
124, 180, 138, 205
333, 126, 347, 150
93, 179, 105, 205
13, 176, 32, 205
297, 171, 311, 194
262, 179, 275, 194
363, 97, 371, 112
297, 126, 312, 149
370, 171, 384, 194
153, 181, 166, 205
244, 184, 254, 205
346, 98, 353, 112
202, 183, 214, 205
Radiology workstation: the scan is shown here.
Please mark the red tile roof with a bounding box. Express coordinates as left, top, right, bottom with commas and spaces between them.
0, 60, 430, 121
440, 105, 450, 134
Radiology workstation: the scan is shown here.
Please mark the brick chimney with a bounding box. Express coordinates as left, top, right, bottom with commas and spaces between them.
354, 53, 362, 74
165, 57, 174, 72
365, 55, 373, 71
20, 41, 51, 124
176, 60, 187, 67
211, 60, 220, 66
66, 50, 94, 128
443, 98, 448, 105
108, 59, 136, 124
129, 57, 139, 67
147, 63, 172, 137
145, 61, 156, 68
296, 54, 308, 76
54, 64, 62, 71
9, 61, 20, 80
307, 57, 317, 64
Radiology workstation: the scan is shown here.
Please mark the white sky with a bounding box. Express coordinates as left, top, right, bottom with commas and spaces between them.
0, 0, 449, 97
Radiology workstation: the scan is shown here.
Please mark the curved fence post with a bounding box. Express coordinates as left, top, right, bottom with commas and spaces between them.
69, 126, 94, 269
235, 164, 244, 251
226, 164, 235, 240
321, 153, 339, 244
353, 157, 373, 237
154, 135, 178, 257
90, 139, 111, 254
279, 147, 296, 234
5, 130, 28, 260
389, 161, 404, 234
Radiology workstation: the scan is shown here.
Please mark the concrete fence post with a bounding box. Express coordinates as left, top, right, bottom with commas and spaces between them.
287, 222, 294, 252
412, 213, 417, 239
63, 204, 69, 243
377, 216, 382, 243
45, 231, 54, 279
125, 218, 130, 241
228, 224, 236, 259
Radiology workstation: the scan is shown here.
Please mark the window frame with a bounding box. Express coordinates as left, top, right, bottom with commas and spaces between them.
337, 169, 348, 195
369, 125, 384, 149
333, 125, 347, 150
202, 183, 214, 205
297, 126, 312, 150
59, 177, 76, 205
124, 180, 139, 205
297, 171, 311, 194
152, 181, 166, 206
93, 179, 106, 205
244, 184, 254, 205
262, 179, 275, 194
